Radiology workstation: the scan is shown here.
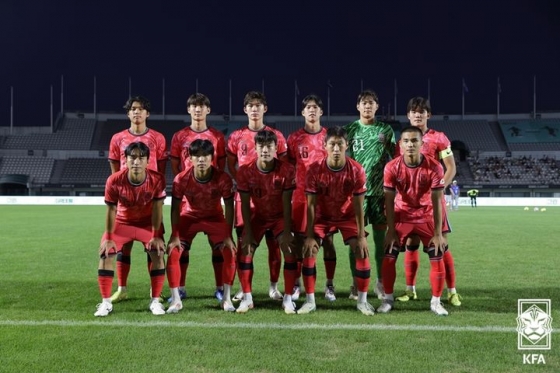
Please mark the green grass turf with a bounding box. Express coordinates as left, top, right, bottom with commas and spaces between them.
0, 205, 558, 372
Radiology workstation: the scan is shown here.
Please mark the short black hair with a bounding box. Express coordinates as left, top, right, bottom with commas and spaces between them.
124, 141, 150, 158
325, 126, 348, 142
302, 94, 323, 110
244, 91, 267, 106
189, 139, 215, 158
124, 96, 151, 113
407, 96, 431, 114
254, 129, 277, 145
187, 93, 211, 108
357, 90, 379, 105
400, 125, 424, 138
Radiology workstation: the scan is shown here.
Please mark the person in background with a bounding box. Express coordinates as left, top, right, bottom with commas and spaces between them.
467, 188, 479, 207
450, 180, 460, 211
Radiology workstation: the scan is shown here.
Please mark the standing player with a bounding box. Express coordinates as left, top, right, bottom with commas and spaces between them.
94, 142, 167, 317
236, 130, 296, 313
287, 94, 337, 302
394, 97, 461, 307
107, 96, 167, 303
169, 93, 227, 302
226, 91, 288, 301
378, 126, 448, 316
450, 180, 460, 211
346, 90, 396, 300
166, 139, 236, 313
302, 126, 375, 316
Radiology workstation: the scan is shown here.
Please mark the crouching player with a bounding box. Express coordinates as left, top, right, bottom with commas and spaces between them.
166, 139, 236, 313
95, 141, 167, 317
302, 126, 375, 316
236, 130, 297, 314
378, 126, 448, 316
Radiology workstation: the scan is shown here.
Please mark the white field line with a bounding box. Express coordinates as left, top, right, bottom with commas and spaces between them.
0, 319, 544, 333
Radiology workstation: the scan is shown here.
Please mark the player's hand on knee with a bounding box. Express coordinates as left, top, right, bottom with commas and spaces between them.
355, 237, 369, 258
241, 242, 255, 256
149, 237, 165, 256
222, 237, 237, 253
384, 231, 399, 253
429, 234, 445, 256
99, 240, 116, 259
278, 231, 294, 254
166, 237, 181, 255
302, 237, 319, 258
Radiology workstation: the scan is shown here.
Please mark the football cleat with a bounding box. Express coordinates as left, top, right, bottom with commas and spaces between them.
324, 285, 336, 302
110, 289, 127, 303
357, 302, 376, 316
430, 301, 449, 316
149, 300, 166, 316
447, 292, 462, 306
348, 285, 358, 301
297, 302, 317, 314
376, 299, 394, 314
396, 290, 418, 302
166, 300, 183, 314
94, 301, 113, 317
235, 299, 254, 313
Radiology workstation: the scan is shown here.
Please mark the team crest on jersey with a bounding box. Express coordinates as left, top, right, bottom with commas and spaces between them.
378, 133, 386, 143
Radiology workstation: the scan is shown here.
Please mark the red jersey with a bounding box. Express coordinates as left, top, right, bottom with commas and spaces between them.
395, 128, 453, 161
104, 168, 166, 225
305, 158, 367, 221
108, 128, 167, 172
170, 126, 226, 171
226, 126, 288, 170
287, 127, 327, 202
172, 167, 234, 219
384, 155, 445, 223
236, 159, 296, 221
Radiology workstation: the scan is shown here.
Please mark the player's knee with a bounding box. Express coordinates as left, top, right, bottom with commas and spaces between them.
405, 244, 420, 252
424, 246, 444, 259
116, 252, 131, 264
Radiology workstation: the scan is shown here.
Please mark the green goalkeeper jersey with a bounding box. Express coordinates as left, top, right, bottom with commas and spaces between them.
345, 120, 396, 198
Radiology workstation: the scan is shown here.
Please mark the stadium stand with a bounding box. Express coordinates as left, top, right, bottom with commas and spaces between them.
468, 155, 560, 185
2, 118, 96, 150
429, 120, 502, 151
58, 158, 111, 185
0, 156, 55, 184
2, 113, 559, 196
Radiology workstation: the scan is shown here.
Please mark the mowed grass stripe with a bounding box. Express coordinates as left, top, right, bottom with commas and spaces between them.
0, 319, 527, 332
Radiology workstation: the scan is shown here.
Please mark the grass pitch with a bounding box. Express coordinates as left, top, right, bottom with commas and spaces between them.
0, 205, 558, 372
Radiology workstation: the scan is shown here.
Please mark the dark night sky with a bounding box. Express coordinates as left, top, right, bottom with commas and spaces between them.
2, 0, 560, 126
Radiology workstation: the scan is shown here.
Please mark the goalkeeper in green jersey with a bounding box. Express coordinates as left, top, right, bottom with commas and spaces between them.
345, 90, 396, 300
